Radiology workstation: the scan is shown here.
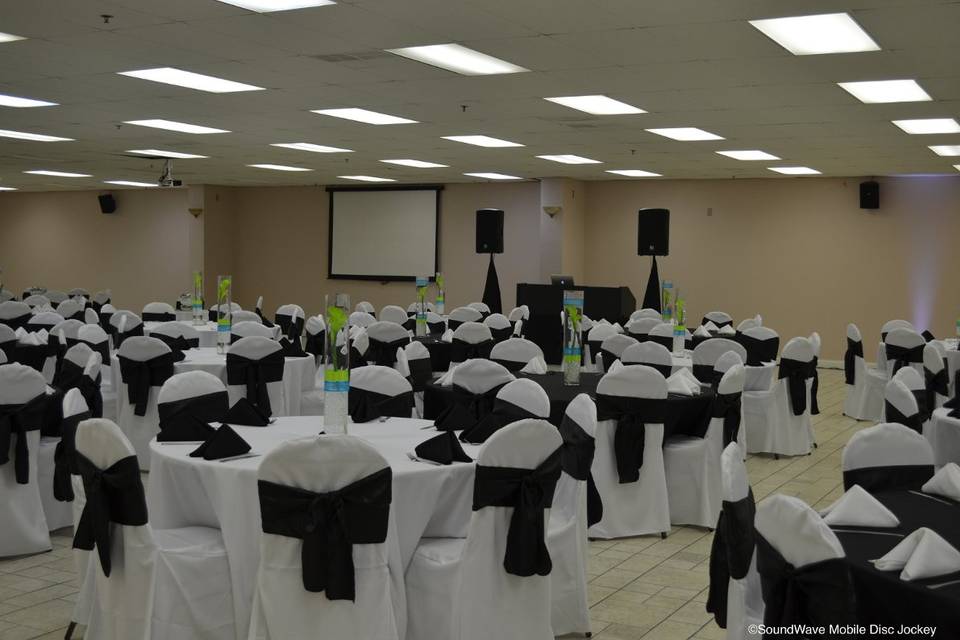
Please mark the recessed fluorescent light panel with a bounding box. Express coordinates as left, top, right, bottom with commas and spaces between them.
104, 180, 158, 187
124, 119, 229, 134
380, 159, 448, 168
119, 68, 263, 93
0, 129, 72, 142
605, 169, 661, 177
892, 118, 960, 135
930, 146, 960, 157
214, 0, 335, 12
338, 175, 396, 182
544, 95, 645, 115
0, 32, 25, 43
442, 135, 523, 148
955, 165, 960, 172
464, 172, 522, 180
646, 127, 723, 141
0, 187, 16, 191
717, 150, 780, 161
311, 108, 416, 125
247, 164, 312, 172
0, 93, 57, 108
537, 154, 602, 165
386, 43, 528, 76
126, 149, 208, 159
837, 79, 930, 104
768, 166, 821, 175
24, 170, 91, 177
749, 13, 880, 55
271, 142, 352, 153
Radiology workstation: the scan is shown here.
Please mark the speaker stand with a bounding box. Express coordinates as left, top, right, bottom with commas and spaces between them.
481, 253, 503, 314
641, 255, 661, 312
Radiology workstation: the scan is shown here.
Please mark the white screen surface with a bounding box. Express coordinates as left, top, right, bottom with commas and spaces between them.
329, 189, 439, 279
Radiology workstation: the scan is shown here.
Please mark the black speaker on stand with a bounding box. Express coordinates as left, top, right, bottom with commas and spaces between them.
476, 209, 504, 313
638, 208, 670, 311
860, 180, 879, 209
98, 193, 117, 214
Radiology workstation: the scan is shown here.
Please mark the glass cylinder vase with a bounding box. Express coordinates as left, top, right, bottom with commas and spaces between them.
661, 280, 673, 323
323, 293, 351, 435
434, 272, 445, 316
215, 275, 232, 354
562, 290, 584, 386
415, 276, 429, 337
192, 271, 205, 326
673, 296, 686, 355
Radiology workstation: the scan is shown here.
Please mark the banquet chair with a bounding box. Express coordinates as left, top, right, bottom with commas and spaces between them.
248, 435, 403, 640
629, 308, 662, 323
97, 303, 116, 332
83, 307, 98, 325
924, 343, 949, 413
665, 364, 744, 528
548, 394, 598, 637
71, 418, 235, 640
450, 322, 494, 367
459, 378, 550, 444
91, 290, 111, 312
423, 311, 446, 336
23, 294, 51, 309
407, 301, 436, 314
883, 377, 923, 433
227, 336, 286, 418
841, 422, 934, 492
57, 298, 87, 321
364, 321, 411, 368
468, 301, 491, 316
403, 341, 433, 417
208, 302, 242, 323
68, 287, 89, 299
304, 315, 326, 363
692, 338, 747, 386
56, 345, 103, 418
117, 336, 175, 470
109, 310, 144, 349
880, 318, 914, 342
507, 305, 529, 324
585, 323, 619, 371
379, 304, 408, 326
231, 309, 262, 325
743, 337, 816, 458
157, 370, 229, 428
434, 359, 516, 428
0, 288, 14, 303
738, 326, 779, 391
625, 316, 660, 341
589, 365, 671, 539
142, 301, 176, 322
448, 306, 483, 331
753, 495, 854, 631
0, 300, 33, 329
76, 324, 113, 413
0, 363, 52, 556
355, 300, 376, 314
702, 311, 733, 328
348, 365, 415, 422
28, 310, 64, 329
231, 320, 277, 343
406, 419, 562, 640
647, 322, 679, 351
843, 323, 885, 421
275, 304, 306, 341
706, 442, 763, 640
149, 321, 200, 354
482, 313, 513, 343
50, 319, 84, 376
59, 389, 93, 623
808, 331, 822, 416
490, 337, 544, 373
46, 290, 68, 304
597, 333, 639, 373
621, 341, 673, 377
736, 317, 759, 332
882, 327, 925, 378
349, 310, 376, 329
0, 323, 16, 362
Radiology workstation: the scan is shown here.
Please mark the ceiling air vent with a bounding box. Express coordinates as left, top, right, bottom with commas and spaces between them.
312, 50, 391, 63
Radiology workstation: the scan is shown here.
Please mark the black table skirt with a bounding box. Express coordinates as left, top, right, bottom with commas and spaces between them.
424, 371, 715, 438
833, 490, 960, 634
414, 336, 451, 373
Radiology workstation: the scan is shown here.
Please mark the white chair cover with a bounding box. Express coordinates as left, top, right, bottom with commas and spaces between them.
226, 336, 286, 418
57, 298, 87, 321
843, 323, 885, 421
883, 377, 922, 431
349, 311, 376, 328
449, 306, 483, 327
46, 290, 68, 304
598, 333, 639, 372
703, 311, 733, 327
740, 326, 779, 391
116, 336, 172, 470
490, 338, 544, 371
754, 493, 845, 577
625, 317, 660, 339
842, 422, 934, 491
736, 318, 759, 332
231, 310, 262, 325
467, 301, 491, 315
232, 321, 277, 340
350, 365, 415, 420
629, 308, 662, 322
23, 294, 51, 308
378, 305, 408, 326
621, 341, 674, 375
883, 327, 925, 378
693, 338, 747, 383
355, 301, 376, 314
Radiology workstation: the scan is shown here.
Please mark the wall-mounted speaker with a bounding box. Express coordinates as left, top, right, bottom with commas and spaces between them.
860, 181, 879, 210
98, 193, 117, 214
476, 208, 504, 254
637, 208, 670, 256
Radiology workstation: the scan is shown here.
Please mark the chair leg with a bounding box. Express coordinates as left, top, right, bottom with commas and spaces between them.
64, 622, 76, 640
660, 532, 667, 539
774, 454, 779, 460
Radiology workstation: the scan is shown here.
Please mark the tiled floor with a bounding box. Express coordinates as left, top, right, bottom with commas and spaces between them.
0, 369, 861, 640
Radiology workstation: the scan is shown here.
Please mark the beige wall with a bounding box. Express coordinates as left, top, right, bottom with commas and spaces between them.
583, 175, 960, 360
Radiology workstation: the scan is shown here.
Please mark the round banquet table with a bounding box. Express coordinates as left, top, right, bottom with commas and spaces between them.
110, 347, 315, 416
830, 490, 960, 633
147, 416, 479, 640
413, 335, 451, 372
423, 371, 716, 438
144, 320, 220, 348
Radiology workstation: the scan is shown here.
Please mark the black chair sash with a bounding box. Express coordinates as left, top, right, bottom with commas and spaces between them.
0, 338, 15, 362
922, 330, 935, 342
447, 319, 464, 331
599, 349, 624, 373
226, 350, 284, 417
755, 535, 856, 632
692, 363, 721, 387
647, 334, 673, 351
348, 387, 414, 423
365, 336, 409, 367
707, 489, 756, 629
428, 320, 445, 336
73, 453, 148, 577
842, 464, 934, 493
489, 326, 513, 343
280, 337, 307, 358
52, 358, 85, 391
118, 352, 175, 416
13, 343, 55, 373
884, 401, 923, 433
778, 358, 814, 416
276, 314, 305, 340
77, 375, 104, 419
53, 409, 90, 502
558, 414, 602, 527
91, 299, 109, 314
473, 448, 562, 577
491, 358, 526, 373
0, 393, 47, 484
407, 358, 433, 392
48, 334, 68, 374
450, 338, 493, 363
926, 368, 948, 415
158, 390, 229, 429
98, 312, 113, 333
112, 323, 144, 349
41, 388, 65, 438
258, 468, 392, 601
255, 307, 275, 328
460, 397, 541, 444
151, 333, 198, 355
844, 339, 863, 385
208, 309, 219, 322
911, 388, 930, 423
630, 361, 672, 378
75, 337, 110, 367
0, 312, 33, 331
304, 330, 325, 362
702, 317, 733, 329
885, 343, 924, 376
595, 393, 668, 484
433, 383, 506, 431
737, 334, 779, 366
810, 356, 820, 415
712, 391, 742, 447
142, 312, 175, 322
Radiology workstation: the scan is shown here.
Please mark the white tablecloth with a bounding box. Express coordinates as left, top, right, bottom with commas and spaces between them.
147, 417, 479, 640
929, 407, 960, 468
144, 320, 220, 348
110, 347, 315, 416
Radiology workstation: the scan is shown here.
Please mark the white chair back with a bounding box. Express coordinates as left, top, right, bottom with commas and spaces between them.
625, 317, 660, 338
449, 306, 483, 326
354, 301, 375, 314
57, 298, 86, 321
226, 336, 286, 417
231, 310, 262, 324
703, 311, 733, 327
348, 311, 376, 328
378, 305, 408, 325
629, 308, 662, 322
451, 359, 515, 394
468, 301, 491, 314
490, 338, 544, 370
841, 422, 934, 492
232, 321, 277, 340
621, 341, 673, 375
755, 495, 844, 568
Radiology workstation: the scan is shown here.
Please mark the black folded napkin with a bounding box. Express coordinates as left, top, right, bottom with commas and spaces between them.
414, 431, 472, 465
222, 397, 271, 426
189, 424, 251, 460
157, 414, 217, 442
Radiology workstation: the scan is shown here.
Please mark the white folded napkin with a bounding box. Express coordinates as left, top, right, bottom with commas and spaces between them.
14, 327, 26, 339
820, 485, 900, 528
674, 367, 700, 386
719, 325, 735, 336
441, 329, 454, 343
520, 356, 548, 375
394, 347, 410, 378
873, 527, 960, 581
704, 321, 719, 332
922, 463, 960, 502
666, 371, 696, 396
437, 363, 459, 386
348, 325, 364, 339
612, 322, 624, 333
607, 358, 624, 374
18, 331, 42, 346
694, 325, 711, 338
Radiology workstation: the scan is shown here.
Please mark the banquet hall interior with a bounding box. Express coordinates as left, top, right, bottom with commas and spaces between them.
1, 0, 960, 639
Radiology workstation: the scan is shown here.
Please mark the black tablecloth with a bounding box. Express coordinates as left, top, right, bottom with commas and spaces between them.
833, 490, 960, 634
423, 371, 715, 438
415, 336, 451, 373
